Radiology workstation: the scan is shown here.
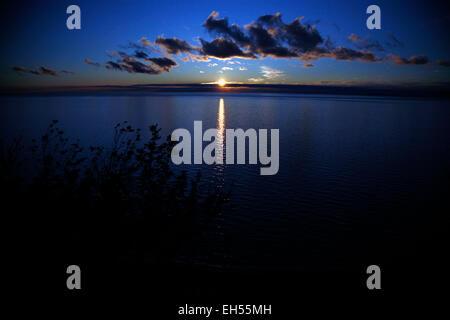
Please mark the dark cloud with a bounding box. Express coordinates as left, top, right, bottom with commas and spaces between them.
122, 59, 161, 74
13, 66, 28, 73
195, 12, 427, 66
146, 57, 178, 71
105, 55, 162, 75
300, 46, 381, 63
104, 61, 122, 71
298, 47, 328, 62
247, 24, 277, 48
202, 12, 321, 59
437, 60, 450, 67
203, 11, 250, 46
116, 51, 132, 59
330, 47, 381, 62
39, 66, 59, 76
389, 54, 429, 65
257, 13, 283, 26
281, 18, 323, 52
85, 58, 100, 67
246, 23, 298, 58
12, 66, 73, 76
155, 36, 194, 54
258, 46, 298, 58
348, 33, 384, 51
134, 50, 149, 59
105, 52, 177, 75
199, 38, 256, 59
197, 13, 387, 63
253, 13, 324, 53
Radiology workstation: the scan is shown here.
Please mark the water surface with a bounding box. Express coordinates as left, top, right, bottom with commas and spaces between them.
2, 93, 449, 270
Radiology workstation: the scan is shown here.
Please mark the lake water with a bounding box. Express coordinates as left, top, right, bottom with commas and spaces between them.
1, 93, 449, 271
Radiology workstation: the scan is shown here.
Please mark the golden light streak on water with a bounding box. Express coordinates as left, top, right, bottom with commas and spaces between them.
216, 98, 225, 163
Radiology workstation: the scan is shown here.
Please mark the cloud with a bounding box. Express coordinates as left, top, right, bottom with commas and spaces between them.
188, 54, 211, 62
385, 33, 404, 49
105, 59, 161, 74
257, 12, 284, 26
202, 12, 312, 59
389, 54, 429, 65
93, 12, 433, 80
134, 50, 149, 59
85, 58, 100, 67
120, 39, 159, 53
60, 70, 76, 75
199, 38, 257, 59
105, 53, 159, 74
299, 46, 381, 63
255, 14, 323, 53
279, 17, 323, 52
348, 33, 384, 51
261, 66, 283, 79
329, 47, 381, 62
437, 60, 450, 67
104, 51, 178, 75
197, 12, 389, 64
155, 36, 194, 54
146, 57, 178, 71
13, 66, 74, 76
203, 11, 251, 46
139, 37, 152, 47
246, 23, 298, 58
35, 66, 58, 76
199, 70, 205, 73
62, 11, 435, 81
348, 34, 361, 42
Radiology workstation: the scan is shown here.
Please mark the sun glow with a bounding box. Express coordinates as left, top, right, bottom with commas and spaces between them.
217, 78, 226, 87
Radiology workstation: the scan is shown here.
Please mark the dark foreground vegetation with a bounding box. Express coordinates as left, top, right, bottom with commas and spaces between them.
1, 121, 229, 273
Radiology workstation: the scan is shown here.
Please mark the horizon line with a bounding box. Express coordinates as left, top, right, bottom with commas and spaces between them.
1, 82, 449, 98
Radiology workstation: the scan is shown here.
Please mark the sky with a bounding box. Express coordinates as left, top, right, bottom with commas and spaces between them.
0, 0, 449, 88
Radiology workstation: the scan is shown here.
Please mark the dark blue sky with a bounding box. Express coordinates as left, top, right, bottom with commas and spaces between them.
1, 0, 449, 87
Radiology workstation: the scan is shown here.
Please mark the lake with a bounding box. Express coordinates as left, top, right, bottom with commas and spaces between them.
1, 93, 449, 271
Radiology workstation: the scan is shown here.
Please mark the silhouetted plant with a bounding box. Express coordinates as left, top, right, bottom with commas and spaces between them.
1, 121, 230, 266
0, 136, 24, 198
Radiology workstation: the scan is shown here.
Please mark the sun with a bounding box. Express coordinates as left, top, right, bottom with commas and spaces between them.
217, 78, 226, 87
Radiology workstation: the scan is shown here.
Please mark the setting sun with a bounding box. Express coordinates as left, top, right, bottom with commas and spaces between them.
217, 78, 226, 87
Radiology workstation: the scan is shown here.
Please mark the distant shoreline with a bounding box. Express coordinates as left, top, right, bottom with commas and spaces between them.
1, 83, 449, 98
